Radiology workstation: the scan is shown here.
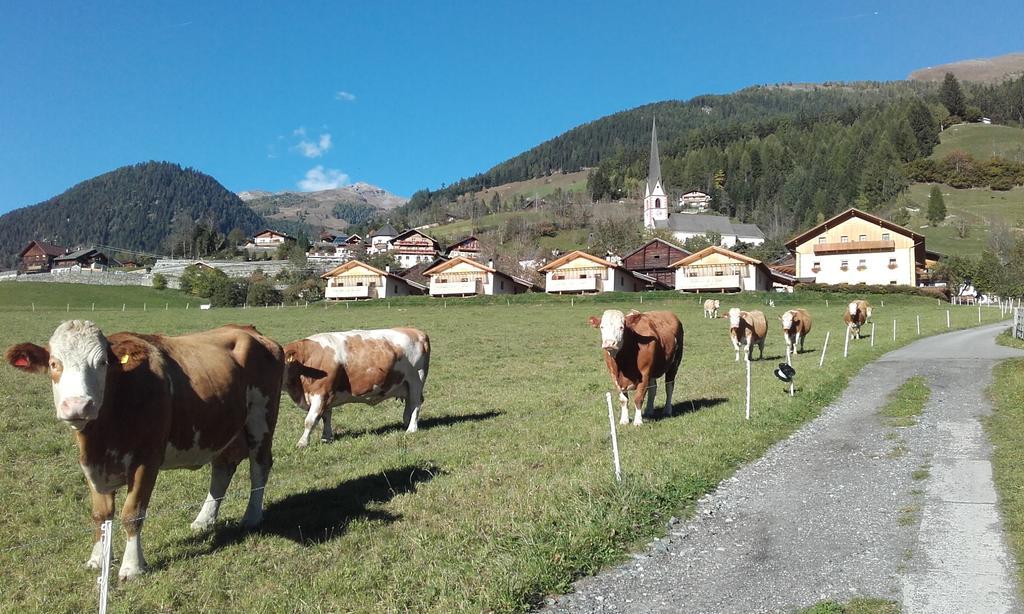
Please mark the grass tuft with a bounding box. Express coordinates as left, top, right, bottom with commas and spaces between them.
796, 597, 901, 614
986, 358, 1024, 591
878, 376, 930, 428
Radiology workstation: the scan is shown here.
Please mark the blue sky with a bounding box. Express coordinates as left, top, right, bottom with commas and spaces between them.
1, 1, 1022, 214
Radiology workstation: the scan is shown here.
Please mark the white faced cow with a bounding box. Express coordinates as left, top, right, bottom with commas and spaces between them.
283, 328, 430, 448
703, 299, 721, 319
588, 309, 684, 426
844, 299, 871, 340
780, 308, 812, 361
729, 308, 768, 362
4, 321, 283, 581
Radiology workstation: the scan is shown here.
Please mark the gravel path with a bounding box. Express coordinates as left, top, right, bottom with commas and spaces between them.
545, 322, 1023, 614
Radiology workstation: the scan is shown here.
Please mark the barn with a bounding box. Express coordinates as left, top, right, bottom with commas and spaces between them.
622, 238, 690, 289
17, 241, 68, 273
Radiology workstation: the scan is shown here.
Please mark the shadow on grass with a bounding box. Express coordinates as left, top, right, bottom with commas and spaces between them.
156, 463, 443, 568
324, 410, 502, 441
646, 397, 728, 420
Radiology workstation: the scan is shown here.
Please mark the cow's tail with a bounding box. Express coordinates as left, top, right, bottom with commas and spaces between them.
419, 333, 431, 403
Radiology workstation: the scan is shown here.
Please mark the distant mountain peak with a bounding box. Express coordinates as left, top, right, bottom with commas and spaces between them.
909, 52, 1024, 83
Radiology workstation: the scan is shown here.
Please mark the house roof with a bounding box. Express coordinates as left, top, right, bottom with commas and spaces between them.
537, 250, 617, 272
621, 238, 690, 261
18, 241, 67, 258
398, 256, 449, 286
369, 223, 399, 238
390, 228, 439, 246
654, 214, 765, 239
254, 229, 294, 240
669, 245, 763, 268
423, 256, 495, 276
54, 247, 103, 262
784, 208, 923, 250
446, 236, 480, 252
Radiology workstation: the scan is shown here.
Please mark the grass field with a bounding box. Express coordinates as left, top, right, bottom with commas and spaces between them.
930, 123, 1024, 163
904, 183, 1024, 257
0, 284, 997, 612
988, 346, 1024, 594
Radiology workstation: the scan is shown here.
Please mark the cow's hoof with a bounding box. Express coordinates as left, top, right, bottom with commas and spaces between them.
86, 541, 103, 569
295, 439, 309, 449
190, 517, 215, 532
240, 513, 262, 529
320, 435, 334, 444
118, 564, 146, 582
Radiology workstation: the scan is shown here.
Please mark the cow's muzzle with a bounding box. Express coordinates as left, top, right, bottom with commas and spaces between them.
58, 396, 98, 426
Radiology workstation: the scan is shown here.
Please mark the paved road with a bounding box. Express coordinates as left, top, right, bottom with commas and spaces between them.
546, 323, 1023, 614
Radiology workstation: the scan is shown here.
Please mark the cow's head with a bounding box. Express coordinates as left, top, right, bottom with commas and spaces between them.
781, 310, 795, 332
588, 309, 628, 355
866, 305, 873, 319
848, 301, 859, 317
728, 307, 742, 330
5, 320, 110, 430
713, 300, 721, 309
282, 340, 328, 408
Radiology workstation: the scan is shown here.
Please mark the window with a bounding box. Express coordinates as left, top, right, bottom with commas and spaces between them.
715, 270, 724, 276
500, 281, 505, 290
812, 261, 821, 272
655, 198, 661, 209
890, 281, 897, 285
882, 233, 891, 241
888, 258, 897, 269
859, 234, 867, 241
818, 236, 826, 244
857, 259, 867, 271
840, 235, 849, 243
840, 260, 849, 271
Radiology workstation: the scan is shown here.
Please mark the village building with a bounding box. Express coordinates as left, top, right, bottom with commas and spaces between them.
322, 260, 425, 300
445, 236, 482, 260
17, 241, 67, 273
670, 245, 779, 293
390, 229, 442, 268
423, 257, 535, 297
785, 208, 930, 287
642, 119, 765, 247
367, 223, 399, 254
52, 247, 112, 271
678, 190, 712, 212
538, 250, 661, 294
252, 229, 294, 248
621, 238, 690, 289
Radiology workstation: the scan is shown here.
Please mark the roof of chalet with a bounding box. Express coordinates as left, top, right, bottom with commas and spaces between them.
621, 238, 690, 262
422, 256, 535, 289
537, 250, 621, 273
446, 236, 480, 252
390, 228, 440, 246
253, 228, 294, 239
669, 245, 764, 268
784, 208, 923, 249
398, 256, 449, 286
369, 223, 399, 238
654, 214, 765, 240
54, 247, 106, 262
18, 241, 67, 258
321, 260, 426, 290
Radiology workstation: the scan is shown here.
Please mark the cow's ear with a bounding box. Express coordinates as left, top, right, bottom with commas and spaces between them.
108, 338, 148, 372
4, 343, 49, 374
587, 316, 601, 328
624, 312, 642, 327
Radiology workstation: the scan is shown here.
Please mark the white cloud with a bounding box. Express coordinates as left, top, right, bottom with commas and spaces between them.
335, 90, 356, 102
293, 131, 332, 158
297, 166, 349, 191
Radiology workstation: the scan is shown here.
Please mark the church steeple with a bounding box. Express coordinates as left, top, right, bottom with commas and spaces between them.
643, 116, 669, 229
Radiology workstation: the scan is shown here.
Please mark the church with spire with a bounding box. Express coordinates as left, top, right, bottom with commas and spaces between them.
641, 117, 766, 247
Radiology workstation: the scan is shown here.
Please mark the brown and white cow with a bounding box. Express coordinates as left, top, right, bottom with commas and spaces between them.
703, 299, 721, 319
780, 308, 812, 360
283, 328, 430, 447
588, 310, 684, 426
4, 321, 283, 581
729, 308, 768, 362
844, 299, 872, 339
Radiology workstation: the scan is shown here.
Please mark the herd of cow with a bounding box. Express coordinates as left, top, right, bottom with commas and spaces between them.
2, 297, 872, 582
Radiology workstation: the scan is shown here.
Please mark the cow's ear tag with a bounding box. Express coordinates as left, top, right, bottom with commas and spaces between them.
120, 354, 130, 365
285, 355, 295, 363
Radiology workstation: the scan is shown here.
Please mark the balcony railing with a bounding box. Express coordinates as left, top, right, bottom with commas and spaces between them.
546, 277, 600, 293
431, 279, 482, 295
813, 240, 895, 255
326, 285, 373, 299
676, 274, 742, 290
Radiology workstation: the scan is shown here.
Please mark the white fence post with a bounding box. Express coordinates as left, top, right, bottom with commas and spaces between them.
871, 322, 875, 347
843, 327, 850, 358
946, 310, 950, 328
745, 357, 752, 420
605, 393, 622, 482
819, 331, 830, 368
917, 314, 921, 336
97, 519, 113, 614
893, 319, 897, 341
978, 305, 982, 323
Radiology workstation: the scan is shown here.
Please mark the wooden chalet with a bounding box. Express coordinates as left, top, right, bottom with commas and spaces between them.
670, 246, 785, 293
445, 236, 482, 260
322, 260, 425, 300
18, 241, 67, 273
252, 229, 294, 247
53, 247, 111, 270
390, 229, 441, 268
423, 257, 536, 297
537, 250, 661, 294
622, 238, 690, 289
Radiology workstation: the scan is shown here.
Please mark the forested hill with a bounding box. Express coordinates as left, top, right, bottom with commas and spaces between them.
399, 76, 1024, 236
0, 162, 264, 267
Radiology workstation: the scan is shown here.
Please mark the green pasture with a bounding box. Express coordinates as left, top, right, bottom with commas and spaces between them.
0, 284, 996, 612
931, 123, 1024, 162
905, 183, 1024, 257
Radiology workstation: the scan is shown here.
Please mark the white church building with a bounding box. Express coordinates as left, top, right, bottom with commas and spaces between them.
643, 119, 765, 248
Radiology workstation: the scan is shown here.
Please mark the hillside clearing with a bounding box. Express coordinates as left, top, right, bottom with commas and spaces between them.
0, 285, 994, 612
904, 183, 1024, 257
931, 123, 1024, 162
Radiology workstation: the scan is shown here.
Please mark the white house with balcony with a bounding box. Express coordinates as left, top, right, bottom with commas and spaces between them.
423, 257, 535, 297
321, 260, 425, 300
538, 250, 657, 294
670, 246, 774, 293
785, 208, 926, 286
252, 229, 294, 248
367, 223, 399, 255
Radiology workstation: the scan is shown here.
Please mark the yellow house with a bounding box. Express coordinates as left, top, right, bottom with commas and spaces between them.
537, 250, 658, 294
670, 246, 775, 292
322, 260, 425, 300
423, 257, 535, 297
785, 208, 926, 286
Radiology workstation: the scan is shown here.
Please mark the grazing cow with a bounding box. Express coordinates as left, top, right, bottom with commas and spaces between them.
729, 308, 768, 362
844, 299, 872, 339
780, 308, 812, 360
4, 322, 283, 581
588, 310, 684, 426
283, 328, 430, 448
703, 299, 721, 319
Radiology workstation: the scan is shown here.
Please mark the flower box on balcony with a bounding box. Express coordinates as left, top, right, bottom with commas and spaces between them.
811, 266, 821, 273
839, 266, 849, 272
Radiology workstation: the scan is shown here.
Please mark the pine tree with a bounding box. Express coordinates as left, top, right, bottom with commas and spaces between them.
927, 185, 947, 225
939, 73, 966, 118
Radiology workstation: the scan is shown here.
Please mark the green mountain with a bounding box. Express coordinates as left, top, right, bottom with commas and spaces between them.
0, 161, 265, 267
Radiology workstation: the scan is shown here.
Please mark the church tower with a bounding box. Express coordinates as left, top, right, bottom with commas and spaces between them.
643, 117, 669, 229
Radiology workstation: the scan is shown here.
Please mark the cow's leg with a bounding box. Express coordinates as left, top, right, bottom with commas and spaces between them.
86, 488, 114, 569
632, 379, 649, 426
618, 390, 629, 425
191, 459, 237, 531
403, 381, 422, 433
643, 380, 657, 418
732, 336, 741, 362
320, 408, 334, 443
745, 338, 753, 362
663, 371, 677, 417
242, 383, 277, 528
297, 394, 325, 448
796, 331, 803, 354
118, 464, 159, 581
759, 338, 765, 360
